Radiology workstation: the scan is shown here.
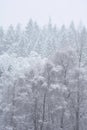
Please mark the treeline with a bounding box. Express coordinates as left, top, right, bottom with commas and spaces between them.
0, 20, 87, 57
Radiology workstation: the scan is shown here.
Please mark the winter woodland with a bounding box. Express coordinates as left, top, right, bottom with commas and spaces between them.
0, 20, 87, 130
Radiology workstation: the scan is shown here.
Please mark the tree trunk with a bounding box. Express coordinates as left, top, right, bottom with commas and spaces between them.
33, 98, 38, 130
60, 108, 65, 130
40, 92, 46, 130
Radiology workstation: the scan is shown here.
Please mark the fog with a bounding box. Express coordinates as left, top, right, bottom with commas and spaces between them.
0, 0, 87, 28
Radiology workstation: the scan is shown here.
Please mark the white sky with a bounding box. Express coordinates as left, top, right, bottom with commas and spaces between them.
0, 0, 87, 28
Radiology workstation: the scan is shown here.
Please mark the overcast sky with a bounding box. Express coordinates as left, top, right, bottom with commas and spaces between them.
0, 0, 87, 28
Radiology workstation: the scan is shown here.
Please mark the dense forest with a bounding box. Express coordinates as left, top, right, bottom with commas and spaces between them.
0, 20, 87, 130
